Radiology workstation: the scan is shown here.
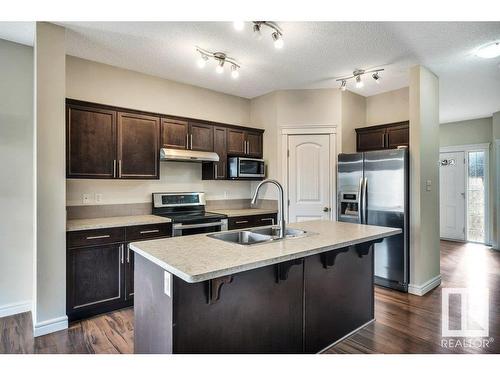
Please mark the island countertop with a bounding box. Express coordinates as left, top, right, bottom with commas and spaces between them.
129, 220, 401, 283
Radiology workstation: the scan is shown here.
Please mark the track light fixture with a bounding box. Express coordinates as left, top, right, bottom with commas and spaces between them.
252, 21, 284, 49
336, 68, 384, 91
196, 47, 240, 79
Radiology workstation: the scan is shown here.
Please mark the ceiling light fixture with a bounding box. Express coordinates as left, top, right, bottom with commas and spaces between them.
233, 21, 245, 31
252, 21, 284, 48
196, 47, 240, 79
475, 41, 500, 59
336, 68, 384, 91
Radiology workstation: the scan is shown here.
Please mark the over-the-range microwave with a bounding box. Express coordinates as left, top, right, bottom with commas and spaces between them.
228, 157, 266, 179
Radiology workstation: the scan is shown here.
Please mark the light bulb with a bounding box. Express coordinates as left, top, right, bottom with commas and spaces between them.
231, 66, 239, 79
476, 42, 500, 58
274, 36, 284, 49
216, 61, 224, 74
253, 24, 262, 40
340, 80, 347, 91
197, 55, 207, 69
355, 75, 364, 88
372, 72, 380, 84
233, 21, 245, 31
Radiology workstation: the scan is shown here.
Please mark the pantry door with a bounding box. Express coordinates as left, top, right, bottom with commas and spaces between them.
287, 134, 333, 223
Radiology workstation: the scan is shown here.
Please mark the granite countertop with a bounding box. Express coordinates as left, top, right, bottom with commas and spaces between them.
129, 220, 401, 283
209, 208, 278, 217
67, 215, 171, 232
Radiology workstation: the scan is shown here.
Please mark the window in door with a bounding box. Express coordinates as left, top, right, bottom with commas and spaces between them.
467, 150, 486, 243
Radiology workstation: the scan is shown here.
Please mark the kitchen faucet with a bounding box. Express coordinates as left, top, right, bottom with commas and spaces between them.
251, 179, 286, 239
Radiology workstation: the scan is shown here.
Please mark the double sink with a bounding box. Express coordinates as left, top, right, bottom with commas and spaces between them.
208, 226, 309, 246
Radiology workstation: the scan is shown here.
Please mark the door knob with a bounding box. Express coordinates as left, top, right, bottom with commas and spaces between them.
323, 207, 330, 212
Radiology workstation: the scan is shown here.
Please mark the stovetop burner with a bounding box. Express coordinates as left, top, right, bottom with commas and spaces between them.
155, 210, 227, 224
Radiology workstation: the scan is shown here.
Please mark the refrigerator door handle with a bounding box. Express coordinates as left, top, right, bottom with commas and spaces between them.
358, 177, 363, 224
362, 177, 368, 224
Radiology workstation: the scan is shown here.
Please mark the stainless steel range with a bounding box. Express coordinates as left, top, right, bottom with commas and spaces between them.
152, 192, 228, 237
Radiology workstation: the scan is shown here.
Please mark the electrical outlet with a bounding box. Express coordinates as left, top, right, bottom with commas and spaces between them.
426, 180, 432, 192
95, 193, 103, 203
82, 193, 91, 204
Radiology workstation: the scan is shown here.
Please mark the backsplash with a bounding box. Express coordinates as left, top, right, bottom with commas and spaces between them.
66, 162, 253, 206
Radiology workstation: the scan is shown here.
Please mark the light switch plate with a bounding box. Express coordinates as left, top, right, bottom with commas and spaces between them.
426, 179, 432, 192
164, 271, 171, 297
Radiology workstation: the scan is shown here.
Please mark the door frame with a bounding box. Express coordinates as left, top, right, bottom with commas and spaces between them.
440, 142, 491, 245
280, 126, 337, 222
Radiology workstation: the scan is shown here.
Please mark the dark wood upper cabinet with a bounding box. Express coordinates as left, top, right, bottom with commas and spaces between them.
227, 129, 246, 155
202, 126, 227, 180
356, 121, 409, 152
189, 121, 214, 152
66, 104, 117, 178
246, 131, 263, 158
160, 118, 189, 150
117, 112, 160, 179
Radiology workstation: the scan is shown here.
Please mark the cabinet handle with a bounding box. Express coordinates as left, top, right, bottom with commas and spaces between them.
86, 234, 110, 240
246, 141, 250, 155
139, 229, 160, 234
113, 160, 117, 178
215, 164, 218, 179
118, 160, 122, 178
261, 218, 274, 222
235, 220, 248, 224
120, 244, 124, 264
190, 134, 193, 150
127, 247, 130, 263
186, 134, 189, 149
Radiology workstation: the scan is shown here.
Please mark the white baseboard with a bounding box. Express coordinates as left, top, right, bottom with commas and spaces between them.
0, 300, 32, 318
408, 274, 442, 296
33, 315, 68, 337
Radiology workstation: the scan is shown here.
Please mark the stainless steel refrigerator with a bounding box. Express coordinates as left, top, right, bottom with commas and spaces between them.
337, 148, 409, 292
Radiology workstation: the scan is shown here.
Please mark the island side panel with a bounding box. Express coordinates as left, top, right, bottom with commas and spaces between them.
134, 254, 173, 354
304, 243, 375, 353
172, 261, 304, 354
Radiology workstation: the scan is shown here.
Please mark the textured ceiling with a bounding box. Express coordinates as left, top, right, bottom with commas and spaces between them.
0, 21, 499, 123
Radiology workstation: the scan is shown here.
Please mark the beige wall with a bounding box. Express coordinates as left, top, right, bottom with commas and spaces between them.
340, 90, 366, 153
66, 56, 254, 206
366, 87, 409, 126
34, 22, 67, 335
440, 117, 492, 147
0, 39, 34, 317
409, 66, 441, 293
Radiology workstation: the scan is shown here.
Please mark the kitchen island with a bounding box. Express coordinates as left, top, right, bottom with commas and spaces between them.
129, 220, 401, 354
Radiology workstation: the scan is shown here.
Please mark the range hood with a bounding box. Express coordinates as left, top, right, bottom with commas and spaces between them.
160, 148, 220, 162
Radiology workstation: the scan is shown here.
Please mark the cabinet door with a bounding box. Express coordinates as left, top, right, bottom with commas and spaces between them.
67, 243, 125, 320
213, 126, 227, 179
66, 104, 117, 178
189, 122, 214, 151
125, 245, 135, 300
117, 112, 160, 179
161, 118, 189, 150
386, 124, 409, 149
227, 129, 246, 155
356, 128, 386, 152
246, 131, 263, 158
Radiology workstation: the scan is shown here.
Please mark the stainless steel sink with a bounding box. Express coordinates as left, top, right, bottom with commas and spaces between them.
208, 226, 309, 246
208, 230, 273, 245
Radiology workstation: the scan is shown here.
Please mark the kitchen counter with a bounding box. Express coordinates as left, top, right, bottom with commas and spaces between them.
208, 208, 277, 217
66, 214, 171, 231
129, 220, 400, 283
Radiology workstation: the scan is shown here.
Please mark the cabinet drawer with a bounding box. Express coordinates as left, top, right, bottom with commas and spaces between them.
228, 216, 254, 230
126, 223, 171, 241
252, 214, 277, 227
67, 227, 125, 248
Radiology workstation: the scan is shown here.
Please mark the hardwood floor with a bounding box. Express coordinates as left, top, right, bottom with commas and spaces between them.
0, 240, 498, 354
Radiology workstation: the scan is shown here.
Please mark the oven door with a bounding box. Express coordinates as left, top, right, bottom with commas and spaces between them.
173, 219, 228, 237
238, 158, 265, 178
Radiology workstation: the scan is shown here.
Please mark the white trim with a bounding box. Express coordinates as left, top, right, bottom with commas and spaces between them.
408, 274, 442, 296
0, 300, 32, 318
280, 126, 337, 223
440, 143, 490, 153
33, 315, 68, 337
495, 140, 500, 250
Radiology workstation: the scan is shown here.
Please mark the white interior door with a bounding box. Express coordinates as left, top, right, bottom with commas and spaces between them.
439, 151, 465, 240
288, 134, 331, 223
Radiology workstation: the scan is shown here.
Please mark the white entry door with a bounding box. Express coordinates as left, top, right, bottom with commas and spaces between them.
288, 134, 332, 223
439, 151, 465, 240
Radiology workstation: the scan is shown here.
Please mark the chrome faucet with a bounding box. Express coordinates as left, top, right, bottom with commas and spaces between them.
251, 179, 286, 239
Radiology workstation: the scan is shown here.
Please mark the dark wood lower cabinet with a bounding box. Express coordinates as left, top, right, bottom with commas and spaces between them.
227, 213, 277, 230
134, 241, 377, 354
67, 223, 171, 322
